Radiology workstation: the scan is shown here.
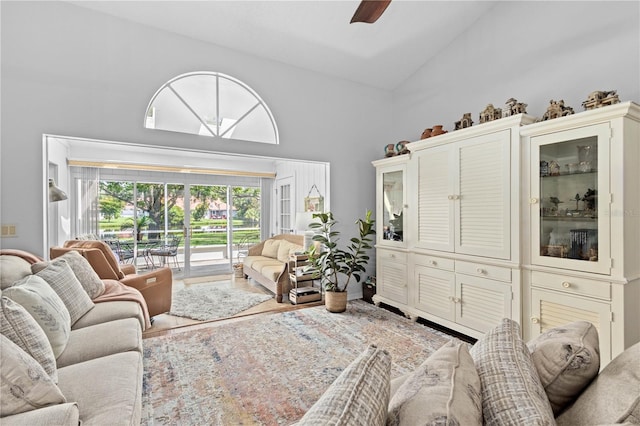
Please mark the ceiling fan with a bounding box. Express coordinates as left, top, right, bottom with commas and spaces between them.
350, 0, 392, 24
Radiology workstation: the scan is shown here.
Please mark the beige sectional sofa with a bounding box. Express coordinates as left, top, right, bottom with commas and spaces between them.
242, 234, 304, 302
0, 249, 146, 425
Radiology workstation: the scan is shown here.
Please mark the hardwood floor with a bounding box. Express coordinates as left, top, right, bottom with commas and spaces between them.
142, 274, 322, 339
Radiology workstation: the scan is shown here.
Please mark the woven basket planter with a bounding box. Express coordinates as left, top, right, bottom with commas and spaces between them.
325, 291, 348, 313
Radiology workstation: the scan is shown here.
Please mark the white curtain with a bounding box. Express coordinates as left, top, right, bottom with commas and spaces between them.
72, 167, 100, 238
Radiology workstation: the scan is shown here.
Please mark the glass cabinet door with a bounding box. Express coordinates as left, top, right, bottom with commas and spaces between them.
531, 123, 611, 274
378, 165, 406, 246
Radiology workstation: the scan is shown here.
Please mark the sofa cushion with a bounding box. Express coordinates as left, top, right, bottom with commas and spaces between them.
72, 300, 143, 331
48, 250, 105, 299
277, 240, 302, 263
0, 334, 66, 417
259, 264, 286, 282
56, 318, 142, 368
261, 239, 281, 258
0, 402, 79, 426
3, 275, 71, 358
57, 351, 143, 425
0, 296, 58, 382
296, 344, 391, 426
388, 340, 482, 426
470, 318, 555, 426
556, 341, 640, 425
33, 258, 95, 325
527, 320, 600, 415
0, 255, 33, 290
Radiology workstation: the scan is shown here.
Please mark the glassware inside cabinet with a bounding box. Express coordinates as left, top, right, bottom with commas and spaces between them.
539, 135, 598, 261
382, 170, 404, 242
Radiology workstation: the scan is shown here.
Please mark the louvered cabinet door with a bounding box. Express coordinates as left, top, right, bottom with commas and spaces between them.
530, 288, 612, 365
414, 265, 456, 321
415, 145, 455, 252
455, 274, 512, 334
377, 250, 408, 305
456, 130, 511, 259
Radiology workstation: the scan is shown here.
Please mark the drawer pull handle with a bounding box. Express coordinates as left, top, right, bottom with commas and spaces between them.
476, 268, 486, 274
530, 198, 538, 204
448, 195, 454, 200
390, 254, 396, 259
562, 281, 571, 288
531, 317, 540, 324
429, 260, 437, 266
449, 296, 455, 302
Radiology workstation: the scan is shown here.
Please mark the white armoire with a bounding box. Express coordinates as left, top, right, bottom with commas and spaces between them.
373, 102, 639, 365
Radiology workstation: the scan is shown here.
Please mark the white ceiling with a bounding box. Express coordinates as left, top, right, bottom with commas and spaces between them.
66, 0, 497, 90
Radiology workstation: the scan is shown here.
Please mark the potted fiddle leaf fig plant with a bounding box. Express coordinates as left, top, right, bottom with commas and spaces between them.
307, 210, 375, 313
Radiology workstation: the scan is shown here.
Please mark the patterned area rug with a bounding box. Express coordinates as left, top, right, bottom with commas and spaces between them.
142, 300, 465, 425
169, 283, 272, 321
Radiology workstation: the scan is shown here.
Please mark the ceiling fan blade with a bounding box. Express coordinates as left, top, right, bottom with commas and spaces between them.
350, 0, 392, 24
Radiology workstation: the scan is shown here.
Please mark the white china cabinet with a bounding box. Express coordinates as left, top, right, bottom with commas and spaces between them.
521, 102, 640, 365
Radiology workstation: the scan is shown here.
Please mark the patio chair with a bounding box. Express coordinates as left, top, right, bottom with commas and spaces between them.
104, 239, 135, 264
148, 235, 181, 270
50, 240, 173, 317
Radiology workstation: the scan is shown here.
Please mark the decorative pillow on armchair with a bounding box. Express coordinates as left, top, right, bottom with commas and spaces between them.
0, 334, 66, 417
33, 258, 94, 325
36, 250, 105, 299
388, 340, 482, 426
527, 320, 600, 415
470, 318, 555, 425
296, 344, 391, 426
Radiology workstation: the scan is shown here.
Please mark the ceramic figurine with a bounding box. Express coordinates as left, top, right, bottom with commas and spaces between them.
384, 144, 396, 157
479, 104, 502, 123
549, 160, 561, 176
454, 113, 473, 130
503, 98, 528, 117
582, 90, 620, 110
541, 99, 575, 121
420, 128, 432, 139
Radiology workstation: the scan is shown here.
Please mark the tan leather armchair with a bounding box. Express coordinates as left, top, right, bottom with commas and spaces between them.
51, 240, 173, 317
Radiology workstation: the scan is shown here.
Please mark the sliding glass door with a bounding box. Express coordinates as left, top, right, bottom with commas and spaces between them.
92, 174, 262, 278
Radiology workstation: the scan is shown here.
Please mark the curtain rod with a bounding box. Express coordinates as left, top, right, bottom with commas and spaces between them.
67, 160, 276, 178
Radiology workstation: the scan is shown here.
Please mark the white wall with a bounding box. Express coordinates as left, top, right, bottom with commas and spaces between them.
0, 1, 390, 255
391, 1, 640, 141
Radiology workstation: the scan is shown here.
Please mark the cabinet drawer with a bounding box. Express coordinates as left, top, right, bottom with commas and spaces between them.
455, 260, 512, 282
414, 254, 454, 271
531, 271, 611, 300
377, 249, 407, 264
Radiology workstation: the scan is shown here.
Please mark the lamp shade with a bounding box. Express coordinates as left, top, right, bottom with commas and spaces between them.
49, 179, 68, 202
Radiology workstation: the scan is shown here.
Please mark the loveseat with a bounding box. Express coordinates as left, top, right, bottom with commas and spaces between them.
0, 249, 147, 425
242, 234, 304, 302
295, 318, 640, 425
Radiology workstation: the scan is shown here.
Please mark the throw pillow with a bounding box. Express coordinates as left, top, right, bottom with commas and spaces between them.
0, 255, 33, 290
3, 275, 72, 358
556, 341, 640, 425
277, 240, 295, 263
262, 239, 281, 258
0, 296, 58, 382
296, 344, 391, 426
470, 318, 555, 425
33, 259, 94, 325
0, 334, 66, 417
527, 320, 600, 415
34, 251, 105, 299
387, 340, 482, 426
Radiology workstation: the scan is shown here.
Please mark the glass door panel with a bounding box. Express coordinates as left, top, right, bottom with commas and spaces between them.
531, 123, 611, 274
382, 170, 404, 242
188, 184, 230, 276
231, 186, 261, 265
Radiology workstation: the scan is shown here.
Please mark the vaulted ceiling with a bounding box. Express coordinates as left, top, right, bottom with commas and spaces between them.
67, 1, 498, 90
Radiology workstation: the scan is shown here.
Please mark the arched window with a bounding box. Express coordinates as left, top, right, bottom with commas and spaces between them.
145, 72, 279, 144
